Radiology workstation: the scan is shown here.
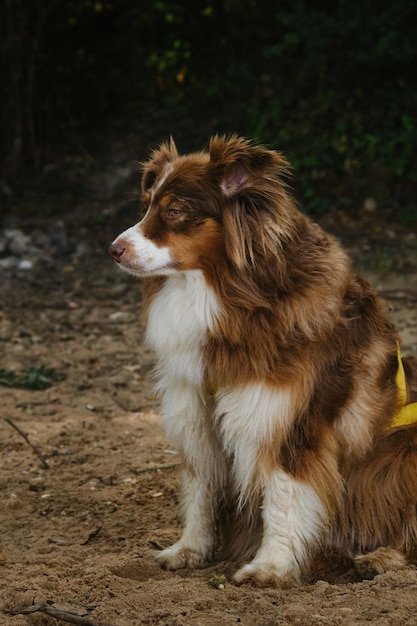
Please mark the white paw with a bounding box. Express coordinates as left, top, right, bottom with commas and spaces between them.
233, 561, 299, 588
154, 542, 209, 570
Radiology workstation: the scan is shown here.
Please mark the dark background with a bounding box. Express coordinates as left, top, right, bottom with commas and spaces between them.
1, 0, 417, 223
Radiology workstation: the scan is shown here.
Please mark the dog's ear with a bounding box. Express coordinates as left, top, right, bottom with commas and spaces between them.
208, 135, 291, 269
141, 137, 178, 192
209, 135, 288, 196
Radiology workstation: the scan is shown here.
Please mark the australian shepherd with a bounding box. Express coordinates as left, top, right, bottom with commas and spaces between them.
109, 135, 417, 587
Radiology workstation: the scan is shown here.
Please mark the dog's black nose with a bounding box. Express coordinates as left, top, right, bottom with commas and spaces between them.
109, 242, 126, 262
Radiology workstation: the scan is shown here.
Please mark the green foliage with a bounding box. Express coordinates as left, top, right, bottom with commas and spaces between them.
0, 366, 66, 391
1, 0, 417, 218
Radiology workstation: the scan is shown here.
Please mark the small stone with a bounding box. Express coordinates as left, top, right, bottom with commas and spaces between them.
17, 259, 33, 271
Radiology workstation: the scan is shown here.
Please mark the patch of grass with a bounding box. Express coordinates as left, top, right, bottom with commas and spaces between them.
208, 573, 226, 589
0, 366, 66, 391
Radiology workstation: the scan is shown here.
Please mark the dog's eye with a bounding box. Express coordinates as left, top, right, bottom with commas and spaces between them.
167, 207, 182, 218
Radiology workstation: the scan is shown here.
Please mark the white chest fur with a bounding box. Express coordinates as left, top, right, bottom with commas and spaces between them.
145, 270, 221, 387
145, 270, 296, 499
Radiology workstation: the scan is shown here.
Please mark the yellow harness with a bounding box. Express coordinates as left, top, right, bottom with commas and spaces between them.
390, 345, 417, 428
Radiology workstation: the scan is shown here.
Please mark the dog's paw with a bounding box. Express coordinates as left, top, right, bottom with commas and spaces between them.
233, 562, 298, 589
354, 547, 408, 580
154, 543, 209, 570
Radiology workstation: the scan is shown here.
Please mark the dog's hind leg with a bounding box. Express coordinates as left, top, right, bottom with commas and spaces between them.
333, 423, 417, 574
353, 547, 409, 579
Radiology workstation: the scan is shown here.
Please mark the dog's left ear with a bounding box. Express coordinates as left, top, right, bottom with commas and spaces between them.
209, 135, 287, 196
142, 137, 178, 192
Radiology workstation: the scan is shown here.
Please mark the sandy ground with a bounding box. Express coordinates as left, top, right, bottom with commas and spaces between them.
1, 228, 417, 626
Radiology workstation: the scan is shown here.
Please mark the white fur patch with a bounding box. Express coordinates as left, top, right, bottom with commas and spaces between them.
154, 472, 218, 570
146, 271, 223, 475
151, 163, 173, 197
335, 384, 374, 459
215, 383, 293, 501
146, 270, 220, 369
234, 469, 326, 583
112, 224, 173, 276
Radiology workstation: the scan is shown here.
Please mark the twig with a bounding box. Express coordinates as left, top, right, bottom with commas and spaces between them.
21, 602, 117, 626
134, 462, 179, 475
4, 417, 49, 469
16, 398, 59, 408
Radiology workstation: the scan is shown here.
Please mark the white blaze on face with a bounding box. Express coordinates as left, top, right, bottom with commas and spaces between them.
112, 224, 174, 276
152, 162, 174, 197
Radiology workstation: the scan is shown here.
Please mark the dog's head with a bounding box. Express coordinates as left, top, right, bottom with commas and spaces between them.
109, 135, 292, 277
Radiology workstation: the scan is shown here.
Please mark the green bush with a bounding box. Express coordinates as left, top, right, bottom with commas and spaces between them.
1, 0, 416, 218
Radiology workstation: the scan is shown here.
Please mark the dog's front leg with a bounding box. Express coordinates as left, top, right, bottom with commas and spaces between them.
154, 385, 221, 570
233, 469, 329, 587
155, 469, 218, 570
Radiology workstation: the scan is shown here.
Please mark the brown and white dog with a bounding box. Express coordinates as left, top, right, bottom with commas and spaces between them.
109, 135, 417, 587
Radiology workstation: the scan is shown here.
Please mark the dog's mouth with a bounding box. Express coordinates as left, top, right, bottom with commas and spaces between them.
115, 261, 177, 278
108, 241, 176, 277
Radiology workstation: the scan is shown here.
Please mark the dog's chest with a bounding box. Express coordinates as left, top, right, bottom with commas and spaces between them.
145, 271, 220, 386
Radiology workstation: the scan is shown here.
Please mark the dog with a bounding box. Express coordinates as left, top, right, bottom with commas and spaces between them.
109, 135, 417, 587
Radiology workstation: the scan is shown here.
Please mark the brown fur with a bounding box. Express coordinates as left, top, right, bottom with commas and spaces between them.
403, 356, 417, 403
333, 423, 417, 561
111, 135, 417, 584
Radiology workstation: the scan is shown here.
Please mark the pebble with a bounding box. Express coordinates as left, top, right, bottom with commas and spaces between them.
17, 259, 33, 271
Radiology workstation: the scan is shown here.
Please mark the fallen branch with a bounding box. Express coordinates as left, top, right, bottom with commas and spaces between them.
134, 462, 179, 475
5, 417, 49, 469
21, 602, 117, 626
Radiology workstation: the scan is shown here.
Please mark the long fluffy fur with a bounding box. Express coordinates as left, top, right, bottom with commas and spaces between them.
109, 135, 417, 586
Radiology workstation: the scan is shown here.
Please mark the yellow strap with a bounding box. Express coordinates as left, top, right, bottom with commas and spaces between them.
390, 344, 417, 428
393, 402, 417, 427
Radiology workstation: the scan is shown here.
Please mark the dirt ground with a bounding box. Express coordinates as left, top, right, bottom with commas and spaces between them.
1, 214, 417, 626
